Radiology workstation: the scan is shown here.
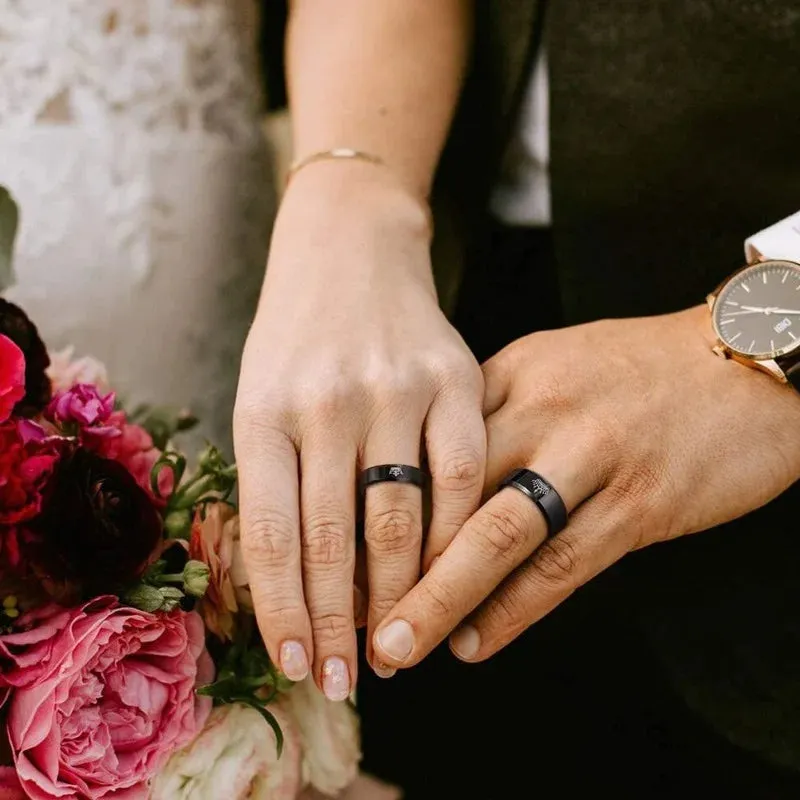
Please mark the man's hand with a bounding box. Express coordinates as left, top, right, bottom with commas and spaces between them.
371, 307, 800, 667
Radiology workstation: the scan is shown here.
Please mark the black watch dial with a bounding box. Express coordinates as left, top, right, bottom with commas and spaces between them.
712, 259, 800, 358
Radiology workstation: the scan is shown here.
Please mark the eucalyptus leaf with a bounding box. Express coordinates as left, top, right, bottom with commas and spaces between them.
0, 186, 19, 292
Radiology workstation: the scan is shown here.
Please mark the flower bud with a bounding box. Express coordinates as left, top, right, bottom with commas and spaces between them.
183, 560, 210, 598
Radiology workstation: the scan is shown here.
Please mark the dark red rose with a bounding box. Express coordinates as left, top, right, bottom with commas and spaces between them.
0, 299, 51, 416
23, 448, 163, 601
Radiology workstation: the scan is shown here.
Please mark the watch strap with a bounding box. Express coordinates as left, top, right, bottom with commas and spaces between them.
745, 210, 800, 263
777, 352, 800, 391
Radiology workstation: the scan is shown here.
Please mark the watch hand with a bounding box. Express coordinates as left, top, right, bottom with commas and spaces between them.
764, 308, 800, 315
722, 309, 765, 315
738, 305, 769, 313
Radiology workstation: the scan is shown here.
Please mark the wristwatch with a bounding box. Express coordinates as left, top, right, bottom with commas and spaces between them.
707, 210, 800, 390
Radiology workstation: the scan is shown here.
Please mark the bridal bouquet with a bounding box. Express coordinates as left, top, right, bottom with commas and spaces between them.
0, 189, 361, 799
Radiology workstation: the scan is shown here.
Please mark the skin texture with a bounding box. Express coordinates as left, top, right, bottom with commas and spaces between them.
371, 306, 800, 667
234, 1, 478, 699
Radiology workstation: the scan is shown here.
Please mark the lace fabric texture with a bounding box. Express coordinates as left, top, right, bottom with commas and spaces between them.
0, 0, 273, 454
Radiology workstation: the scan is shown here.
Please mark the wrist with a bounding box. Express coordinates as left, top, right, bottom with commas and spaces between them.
278, 157, 433, 245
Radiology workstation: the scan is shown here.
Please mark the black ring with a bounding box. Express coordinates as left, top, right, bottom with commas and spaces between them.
360, 464, 426, 492
499, 468, 568, 537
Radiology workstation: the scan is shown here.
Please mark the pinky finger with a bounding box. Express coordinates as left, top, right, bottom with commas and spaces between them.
450, 490, 633, 662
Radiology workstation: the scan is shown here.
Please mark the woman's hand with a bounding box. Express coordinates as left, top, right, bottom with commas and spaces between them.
234, 163, 484, 698
370, 307, 800, 667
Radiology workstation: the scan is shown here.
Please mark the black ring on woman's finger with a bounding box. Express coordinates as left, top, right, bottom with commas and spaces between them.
360, 464, 426, 492
499, 468, 568, 537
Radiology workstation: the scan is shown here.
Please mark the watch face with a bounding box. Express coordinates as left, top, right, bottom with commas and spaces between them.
712, 259, 800, 358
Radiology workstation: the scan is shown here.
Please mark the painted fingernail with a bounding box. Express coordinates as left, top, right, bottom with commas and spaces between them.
279, 640, 309, 682
373, 662, 397, 679
450, 626, 481, 661
322, 657, 351, 701
376, 619, 415, 662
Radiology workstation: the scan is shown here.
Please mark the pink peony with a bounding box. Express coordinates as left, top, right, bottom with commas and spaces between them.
0, 597, 214, 800
0, 336, 24, 425
46, 347, 109, 394
150, 703, 302, 800
0, 767, 25, 800
189, 503, 253, 641
91, 412, 173, 504
47, 383, 116, 432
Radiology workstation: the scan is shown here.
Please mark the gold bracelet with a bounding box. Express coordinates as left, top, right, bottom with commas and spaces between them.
286, 148, 385, 182
284, 148, 434, 238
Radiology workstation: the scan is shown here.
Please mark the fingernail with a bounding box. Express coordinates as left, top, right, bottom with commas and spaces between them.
279, 640, 309, 682
450, 625, 481, 661
373, 662, 397, 679
376, 619, 415, 662
322, 656, 351, 701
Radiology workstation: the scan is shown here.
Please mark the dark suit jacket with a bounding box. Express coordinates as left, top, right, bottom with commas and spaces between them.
262, 0, 800, 770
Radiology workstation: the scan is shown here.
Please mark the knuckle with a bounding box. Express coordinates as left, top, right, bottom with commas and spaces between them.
417, 579, 459, 622
307, 378, 361, 421
529, 370, 573, 414
365, 506, 420, 553
310, 611, 353, 642
480, 505, 532, 561
435, 445, 483, 492
303, 514, 351, 566
485, 586, 529, 638
532, 537, 580, 587
242, 514, 298, 567
366, 363, 430, 404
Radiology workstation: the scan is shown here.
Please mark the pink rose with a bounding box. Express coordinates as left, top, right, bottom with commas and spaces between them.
47, 383, 116, 432
46, 347, 109, 394
91, 412, 173, 504
189, 503, 253, 641
0, 767, 25, 800
0, 336, 24, 425
151, 703, 302, 800
0, 597, 214, 800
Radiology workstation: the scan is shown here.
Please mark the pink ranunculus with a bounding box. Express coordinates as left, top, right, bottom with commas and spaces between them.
0, 336, 25, 425
189, 503, 253, 642
0, 597, 214, 800
150, 702, 302, 800
46, 346, 109, 394
90, 411, 173, 504
47, 383, 116, 432
0, 767, 25, 800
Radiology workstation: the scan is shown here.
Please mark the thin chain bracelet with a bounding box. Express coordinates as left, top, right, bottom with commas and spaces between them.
284, 148, 434, 238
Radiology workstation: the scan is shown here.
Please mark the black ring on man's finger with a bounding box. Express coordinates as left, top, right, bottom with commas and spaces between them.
498, 468, 568, 537
360, 464, 426, 492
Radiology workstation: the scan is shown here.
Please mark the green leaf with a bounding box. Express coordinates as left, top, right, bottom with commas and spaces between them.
235, 697, 285, 757
0, 186, 19, 292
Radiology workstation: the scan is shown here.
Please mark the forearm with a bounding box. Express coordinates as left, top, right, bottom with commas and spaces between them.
286, 0, 473, 201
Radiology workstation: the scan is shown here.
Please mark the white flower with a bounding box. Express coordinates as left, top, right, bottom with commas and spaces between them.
281, 678, 361, 796
150, 703, 302, 800
47, 346, 109, 392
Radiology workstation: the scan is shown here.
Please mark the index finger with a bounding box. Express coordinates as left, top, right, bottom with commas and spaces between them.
235, 416, 313, 683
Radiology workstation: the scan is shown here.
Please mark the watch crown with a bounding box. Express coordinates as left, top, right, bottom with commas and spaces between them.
712, 345, 729, 359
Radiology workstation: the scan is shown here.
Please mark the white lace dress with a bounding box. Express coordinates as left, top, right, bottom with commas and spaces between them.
0, 0, 273, 455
